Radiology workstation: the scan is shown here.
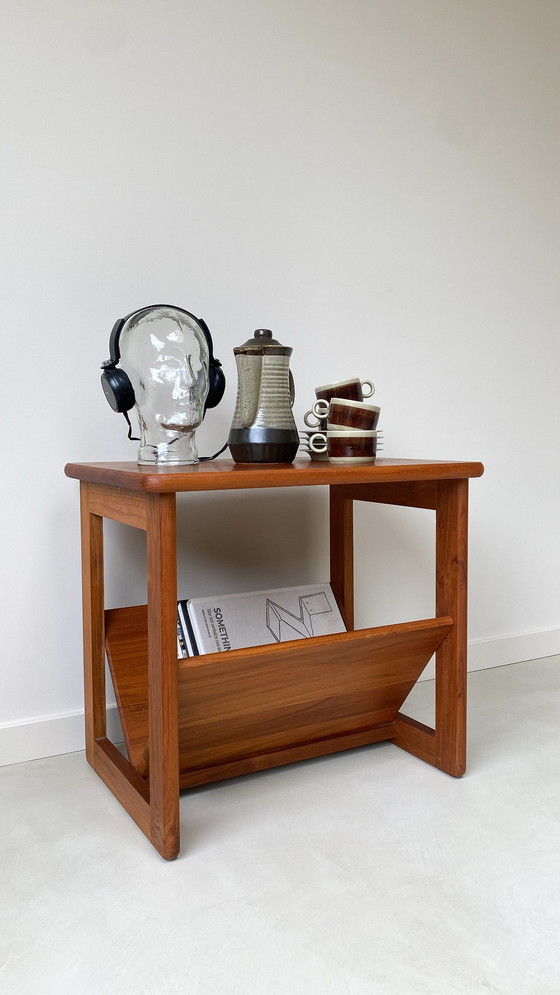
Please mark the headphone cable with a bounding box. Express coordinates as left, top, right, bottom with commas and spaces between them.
124, 411, 140, 441
199, 441, 229, 461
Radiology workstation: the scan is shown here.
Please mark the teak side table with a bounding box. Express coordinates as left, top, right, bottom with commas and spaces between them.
65, 457, 484, 860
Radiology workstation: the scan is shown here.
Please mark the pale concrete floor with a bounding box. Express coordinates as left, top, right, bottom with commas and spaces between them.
1, 657, 559, 995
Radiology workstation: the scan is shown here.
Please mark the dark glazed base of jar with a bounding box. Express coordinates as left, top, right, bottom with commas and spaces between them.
228, 429, 299, 464
228, 428, 300, 464
229, 442, 299, 464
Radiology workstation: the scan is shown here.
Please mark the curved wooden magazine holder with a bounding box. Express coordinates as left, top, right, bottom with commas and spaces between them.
105, 605, 452, 786
65, 458, 484, 859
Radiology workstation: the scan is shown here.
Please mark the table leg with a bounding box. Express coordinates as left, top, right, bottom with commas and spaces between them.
80, 482, 106, 763
146, 493, 180, 859
329, 485, 355, 629
434, 478, 469, 776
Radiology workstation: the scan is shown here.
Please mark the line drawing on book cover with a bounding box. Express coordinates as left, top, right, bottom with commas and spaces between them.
266, 591, 333, 642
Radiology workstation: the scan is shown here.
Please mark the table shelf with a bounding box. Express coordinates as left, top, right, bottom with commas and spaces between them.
106, 604, 452, 787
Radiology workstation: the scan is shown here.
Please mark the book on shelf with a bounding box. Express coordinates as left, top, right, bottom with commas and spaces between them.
177, 601, 197, 658
177, 582, 346, 656
177, 615, 189, 659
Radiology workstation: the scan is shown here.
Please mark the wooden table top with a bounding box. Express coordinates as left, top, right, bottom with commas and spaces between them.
65, 457, 484, 493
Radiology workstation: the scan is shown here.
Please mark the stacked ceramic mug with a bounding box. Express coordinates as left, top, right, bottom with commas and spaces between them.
300, 378, 382, 463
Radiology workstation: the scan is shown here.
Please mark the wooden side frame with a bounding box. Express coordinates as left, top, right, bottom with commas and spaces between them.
80, 481, 179, 860
330, 478, 468, 777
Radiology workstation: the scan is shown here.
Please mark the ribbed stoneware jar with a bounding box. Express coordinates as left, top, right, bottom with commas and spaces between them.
228, 329, 299, 463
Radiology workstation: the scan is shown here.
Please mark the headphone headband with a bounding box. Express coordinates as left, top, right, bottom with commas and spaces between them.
102, 305, 221, 370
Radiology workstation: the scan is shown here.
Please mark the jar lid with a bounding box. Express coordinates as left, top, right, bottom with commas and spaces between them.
234, 329, 292, 355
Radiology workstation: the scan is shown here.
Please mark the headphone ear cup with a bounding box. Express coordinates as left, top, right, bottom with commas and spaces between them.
101, 367, 136, 413
205, 363, 226, 409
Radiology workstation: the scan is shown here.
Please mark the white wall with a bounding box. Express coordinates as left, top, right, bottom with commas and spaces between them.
1, 0, 559, 764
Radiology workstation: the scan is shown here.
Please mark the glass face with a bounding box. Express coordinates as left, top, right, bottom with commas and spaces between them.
121, 307, 210, 433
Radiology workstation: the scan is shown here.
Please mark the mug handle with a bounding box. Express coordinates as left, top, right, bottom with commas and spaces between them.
312, 399, 330, 418
308, 432, 327, 453
361, 380, 375, 398
304, 410, 321, 428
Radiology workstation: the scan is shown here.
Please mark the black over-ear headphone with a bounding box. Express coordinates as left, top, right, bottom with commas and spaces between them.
100, 304, 226, 415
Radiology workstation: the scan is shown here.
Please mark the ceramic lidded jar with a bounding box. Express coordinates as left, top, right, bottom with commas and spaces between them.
228, 329, 299, 463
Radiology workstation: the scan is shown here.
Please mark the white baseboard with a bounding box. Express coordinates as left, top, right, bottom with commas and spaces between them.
0, 705, 123, 768
1, 628, 559, 767
416, 625, 560, 682
467, 627, 560, 671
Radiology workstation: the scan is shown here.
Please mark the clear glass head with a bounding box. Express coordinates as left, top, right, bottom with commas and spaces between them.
119, 306, 210, 464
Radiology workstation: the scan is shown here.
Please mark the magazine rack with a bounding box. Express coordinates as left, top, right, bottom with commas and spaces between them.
65, 457, 484, 860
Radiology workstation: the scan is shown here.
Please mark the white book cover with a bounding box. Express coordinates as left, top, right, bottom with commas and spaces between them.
180, 583, 346, 655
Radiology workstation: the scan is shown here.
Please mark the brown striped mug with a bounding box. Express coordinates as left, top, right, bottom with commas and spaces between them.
327, 398, 381, 431
315, 377, 375, 404
309, 429, 378, 464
